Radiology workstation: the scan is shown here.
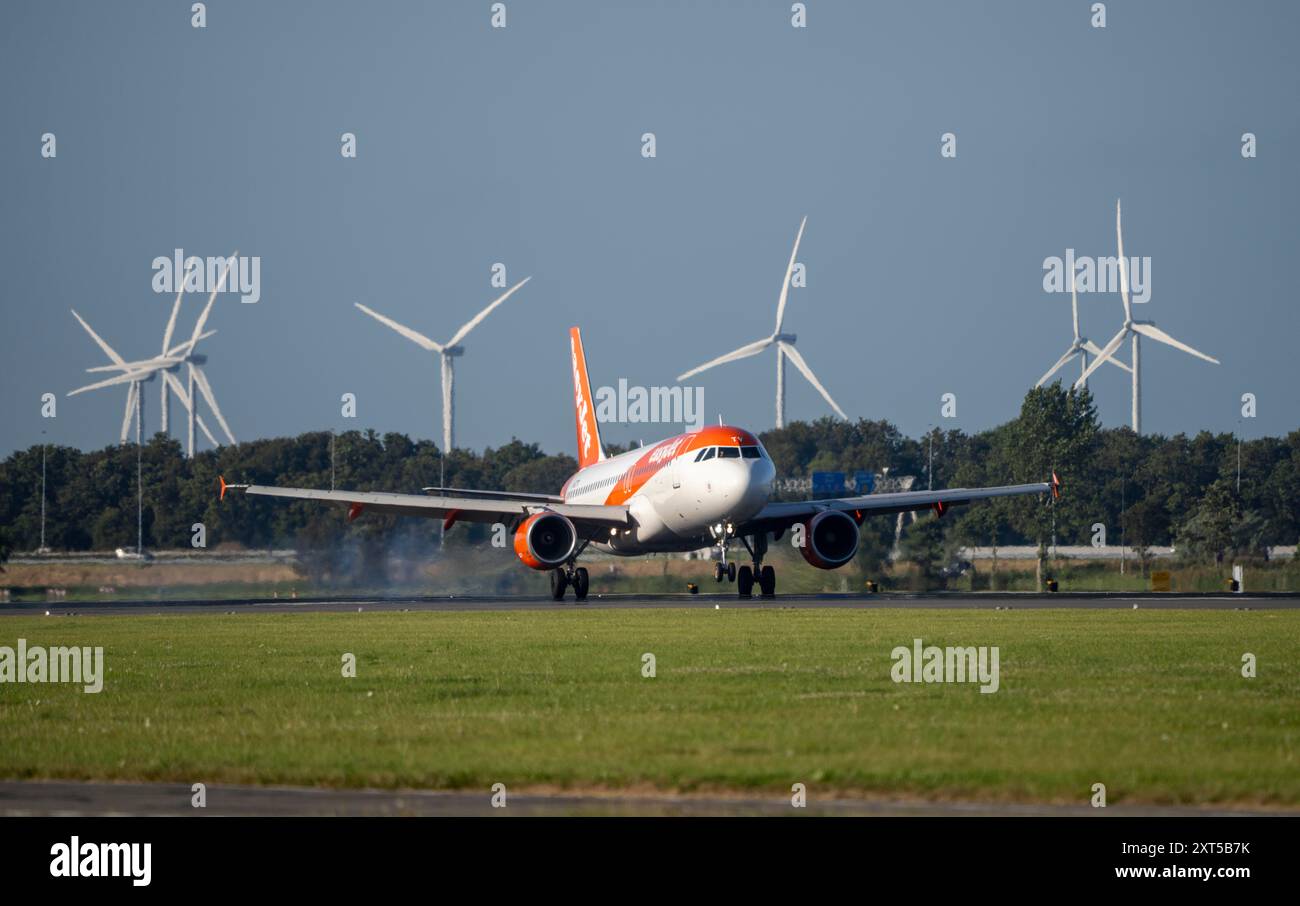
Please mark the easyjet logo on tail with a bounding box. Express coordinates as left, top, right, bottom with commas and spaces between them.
569, 327, 603, 468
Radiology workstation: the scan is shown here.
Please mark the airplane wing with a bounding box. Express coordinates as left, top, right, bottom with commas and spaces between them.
419, 485, 565, 504
224, 478, 629, 538
737, 476, 1058, 535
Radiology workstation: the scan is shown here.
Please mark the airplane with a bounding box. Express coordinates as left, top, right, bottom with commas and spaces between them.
221, 327, 1059, 601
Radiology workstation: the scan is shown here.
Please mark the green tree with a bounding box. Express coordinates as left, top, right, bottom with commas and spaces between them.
998, 385, 1099, 586
1122, 497, 1169, 574
1176, 479, 1240, 564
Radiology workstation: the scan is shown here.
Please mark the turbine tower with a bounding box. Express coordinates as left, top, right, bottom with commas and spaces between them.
1036, 271, 1132, 389
355, 276, 531, 453
677, 217, 846, 428
69, 254, 237, 456
1074, 200, 1219, 433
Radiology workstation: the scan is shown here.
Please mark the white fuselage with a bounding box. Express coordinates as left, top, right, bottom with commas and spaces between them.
560, 427, 776, 554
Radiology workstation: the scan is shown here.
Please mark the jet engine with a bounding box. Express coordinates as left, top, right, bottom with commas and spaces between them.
798, 509, 859, 569
513, 511, 578, 570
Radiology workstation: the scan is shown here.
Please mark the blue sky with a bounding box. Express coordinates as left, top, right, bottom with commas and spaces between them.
3, 0, 1296, 458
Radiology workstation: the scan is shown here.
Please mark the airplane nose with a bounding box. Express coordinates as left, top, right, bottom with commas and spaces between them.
708, 458, 772, 514
714, 460, 749, 500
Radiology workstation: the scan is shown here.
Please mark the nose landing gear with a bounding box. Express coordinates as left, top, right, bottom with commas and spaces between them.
710, 522, 738, 584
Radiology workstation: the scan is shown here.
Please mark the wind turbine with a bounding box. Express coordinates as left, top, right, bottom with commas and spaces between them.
676, 217, 846, 427
67, 310, 157, 444
355, 276, 531, 453
1036, 270, 1132, 388
1074, 201, 1219, 433
69, 254, 237, 456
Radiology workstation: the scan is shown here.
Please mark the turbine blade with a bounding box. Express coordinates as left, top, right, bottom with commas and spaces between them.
85, 354, 177, 374
778, 341, 847, 419
1036, 347, 1078, 387
120, 381, 137, 444
196, 413, 219, 447
189, 250, 237, 347
1081, 339, 1132, 373
354, 303, 441, 351
161, 288, 183, 354
1074, 328, 1127, 388
1116, 200, 1131, 321
774, 217, 807, 334
161, 370, 193, 409
69, 369, 152, 396
1131, 322, 1220, 365
71, 310, 126, 365
167, 329, 216, 358
191, 367, 236, 444
676, 337, 772, 381
446, 276, 532, 348
1070, 274, 1080, 341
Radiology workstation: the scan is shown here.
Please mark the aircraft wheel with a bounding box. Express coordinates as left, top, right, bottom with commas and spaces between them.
759, 565, 776, 598
737, 565, 754, 598
714, 562, 725, 583
550, 568, 568, 601
572, 567, 589, 602
727, 562, 737, 582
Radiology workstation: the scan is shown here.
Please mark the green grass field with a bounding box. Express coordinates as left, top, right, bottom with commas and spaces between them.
2, 608, 1298, 806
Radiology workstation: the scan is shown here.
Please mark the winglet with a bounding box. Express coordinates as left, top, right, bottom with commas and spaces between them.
1051, 472, 1061, 500
219, 475, 249, 501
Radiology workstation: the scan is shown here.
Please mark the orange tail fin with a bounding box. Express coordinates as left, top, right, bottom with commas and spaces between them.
569, 327, 604, 469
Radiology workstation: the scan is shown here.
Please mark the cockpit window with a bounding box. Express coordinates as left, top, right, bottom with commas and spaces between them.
701, 447, 716, 460
718, 447, 741, 459
740, 446, 761, 459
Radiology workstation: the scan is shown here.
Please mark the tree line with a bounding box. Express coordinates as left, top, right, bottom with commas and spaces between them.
1, 386, 1296, 569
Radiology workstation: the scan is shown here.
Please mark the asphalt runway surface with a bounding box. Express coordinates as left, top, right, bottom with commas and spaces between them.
0, 592, 1294, 616
0, 779, 1291, 817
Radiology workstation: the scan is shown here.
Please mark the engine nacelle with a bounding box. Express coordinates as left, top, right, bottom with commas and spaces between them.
513, 511, 578, 571
799, 509, 860, 570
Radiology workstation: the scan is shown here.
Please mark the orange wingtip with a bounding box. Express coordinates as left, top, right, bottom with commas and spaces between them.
1051, 472, 1061, 499
219, 475, 228, 501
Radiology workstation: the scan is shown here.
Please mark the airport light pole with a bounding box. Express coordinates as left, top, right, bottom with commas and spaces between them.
1236, 418, 1242, 496
1119, 477, 1126, 576
40, 432, 47, 553
135, 393, 143, 557
927, 426, 934, 491
1050, 461, 1057, 559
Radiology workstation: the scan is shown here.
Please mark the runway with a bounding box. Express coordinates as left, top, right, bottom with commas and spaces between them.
0, 591, 1294, 617
0, 779, 1290, 817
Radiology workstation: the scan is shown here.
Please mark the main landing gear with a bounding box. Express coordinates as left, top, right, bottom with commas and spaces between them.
550, 541, 591, 603
550, 565, 589, 602
737, 533, 776, 599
